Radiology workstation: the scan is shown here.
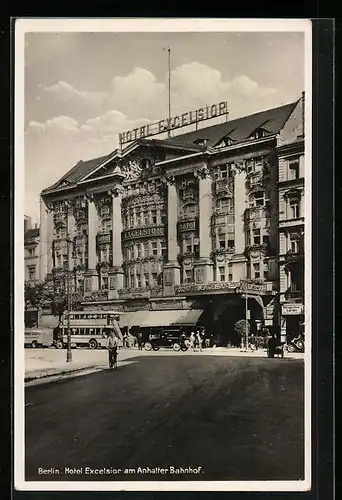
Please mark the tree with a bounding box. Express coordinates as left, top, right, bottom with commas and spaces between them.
234, 319, 251, 348
24, 269, 83, 320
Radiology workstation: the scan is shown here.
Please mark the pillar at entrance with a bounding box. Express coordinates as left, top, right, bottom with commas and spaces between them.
85, 195, 99, 292
108, 186, 124, 299
163, 175, 180, 295
194, 164, 214, 283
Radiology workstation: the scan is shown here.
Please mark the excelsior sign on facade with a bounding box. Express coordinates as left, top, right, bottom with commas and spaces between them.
119, 101, 228, 145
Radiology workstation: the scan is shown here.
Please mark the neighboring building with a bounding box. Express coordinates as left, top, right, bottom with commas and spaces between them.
24, 216, 40, 285
38, 95, 305, 346
277, 101, 305, 342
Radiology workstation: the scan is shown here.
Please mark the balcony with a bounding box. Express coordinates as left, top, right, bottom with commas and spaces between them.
96, 231, 112, 245
211, 213, 235, 225
284, 250, 304, 264
278, 217, 305, 229
246, 171, 263, 188
244, 206, 270, 221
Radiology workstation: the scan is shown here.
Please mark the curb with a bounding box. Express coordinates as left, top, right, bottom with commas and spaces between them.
25, 365, 100, 386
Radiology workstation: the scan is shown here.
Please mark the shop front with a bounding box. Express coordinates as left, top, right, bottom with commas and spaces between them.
281, 303, 305, 345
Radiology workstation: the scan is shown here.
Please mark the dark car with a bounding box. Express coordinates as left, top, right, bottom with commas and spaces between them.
144, 329, 190, 352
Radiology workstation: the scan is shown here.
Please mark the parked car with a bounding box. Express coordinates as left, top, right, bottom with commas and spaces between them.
25, 328, 54, 348
144, 329, 190, 352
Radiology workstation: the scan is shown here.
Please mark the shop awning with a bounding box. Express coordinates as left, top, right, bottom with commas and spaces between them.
118, 311, 149, 328
139, 309, 203, 328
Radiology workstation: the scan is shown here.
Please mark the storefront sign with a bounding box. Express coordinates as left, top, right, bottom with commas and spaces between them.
282, 304, 304, 315
119, 101, 228, 145
238, 280, 267, 294
178, 220, 198, 232
122, 226, 165, 241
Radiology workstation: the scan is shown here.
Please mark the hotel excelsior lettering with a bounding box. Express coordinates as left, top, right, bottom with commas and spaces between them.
119, 101, 228, 145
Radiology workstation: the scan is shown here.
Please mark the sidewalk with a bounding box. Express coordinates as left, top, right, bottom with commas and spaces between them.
25, 346, 304, 384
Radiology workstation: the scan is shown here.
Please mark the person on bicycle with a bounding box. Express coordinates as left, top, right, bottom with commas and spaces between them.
106, 331, 119, 370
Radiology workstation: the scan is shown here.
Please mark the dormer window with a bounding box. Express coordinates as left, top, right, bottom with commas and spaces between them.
216, 137, 234, 149
193, 138, 209, 146
250, 128, 267, 140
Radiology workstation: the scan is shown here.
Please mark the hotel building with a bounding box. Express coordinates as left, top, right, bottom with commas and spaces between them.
38, 95, 305, 345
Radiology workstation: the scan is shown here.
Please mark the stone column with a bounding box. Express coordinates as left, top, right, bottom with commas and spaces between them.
193, 165, 213, 284
163, 175, 180, 296
108, 186, 124, 299
84, 195, 98, 292
232, 163, 247, 282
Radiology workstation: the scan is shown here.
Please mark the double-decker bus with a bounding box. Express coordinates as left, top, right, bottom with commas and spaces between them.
54, 310, 123, 349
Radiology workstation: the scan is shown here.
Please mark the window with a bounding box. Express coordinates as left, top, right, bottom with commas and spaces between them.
27, 248, 35, 256
249, 191, 267, 208
253, 262, 260, 279
101, 218, 112, 232
127, 244, 134, 260
151, 242, 158, 256
137, 244, 142, 258
151, 210, 157, 224
100, 247, 109, 263
100, 206, 110, 216
129, 210, 134, 227
56, 226, 66, 239
136, 212, 141, 226
228, 263, 233, 282
252, 229, 261, 245
28, 266, 36, 281
136, 273, 141, 288
219, 266, 225, 282
290, 235, 299, 253
151, 273, 158, 286
161, 241, 167, 259
290, 198, 300, 218
184, 238, 192, 254
143, 273, 149, 287
290, 263, 303, 292
101, 277, 108, 291
183, 203, 197, 218
130, 274, 134, 288
184, 269, 193, 283
246, 159, 254, 174
218, 234, 226, 249
160, 211, 166, 224
263, 235, 270, 246
217, 197, 233, 213
143, 212, 149, 226
143, 242, 149, 257
214, 164, 232, 179
289, 159, 300, 180
246, 230, 251, 246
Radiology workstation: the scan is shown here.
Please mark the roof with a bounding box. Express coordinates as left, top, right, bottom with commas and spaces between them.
42, 153, 115, 193
168, 101, 297, 148
24, 228, 39, 241
42, 100, 298, 196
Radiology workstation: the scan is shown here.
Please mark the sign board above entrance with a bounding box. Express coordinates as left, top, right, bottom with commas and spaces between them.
119, 101, 228, 145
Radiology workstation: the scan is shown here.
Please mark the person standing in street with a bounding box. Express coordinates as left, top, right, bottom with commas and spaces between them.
106, 331, 119, 370
189, 331, 196, 351
196, 330, 203, 352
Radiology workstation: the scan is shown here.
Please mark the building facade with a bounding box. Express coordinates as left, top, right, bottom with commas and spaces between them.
38, 95, 305, 346
24, 216, 40, 285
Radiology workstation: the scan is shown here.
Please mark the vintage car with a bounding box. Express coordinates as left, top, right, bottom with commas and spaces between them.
144, 329, 190, 352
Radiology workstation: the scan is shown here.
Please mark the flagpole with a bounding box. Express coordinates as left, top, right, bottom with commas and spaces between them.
167, 47, 171, 139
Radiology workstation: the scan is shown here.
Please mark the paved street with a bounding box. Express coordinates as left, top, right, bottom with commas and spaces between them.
25, 355, 304, 482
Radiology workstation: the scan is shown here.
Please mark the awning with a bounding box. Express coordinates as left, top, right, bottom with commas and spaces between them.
139, 309, 203, 328
118, 311, 149, 328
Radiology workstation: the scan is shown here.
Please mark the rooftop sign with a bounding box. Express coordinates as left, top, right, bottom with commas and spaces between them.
119, 101, 228, 145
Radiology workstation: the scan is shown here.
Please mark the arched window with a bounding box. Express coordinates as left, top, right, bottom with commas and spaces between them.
216, 197, 233, 213
56, 226, 66, 239
248, 191, 268, 208
182, 202, 197, 218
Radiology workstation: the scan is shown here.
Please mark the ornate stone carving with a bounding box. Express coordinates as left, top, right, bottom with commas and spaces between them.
162, 174, 176, 186
195, 268, 205, 284
121, 160, 143, 181
164, 270, 173, 286
194, 165, 210, 179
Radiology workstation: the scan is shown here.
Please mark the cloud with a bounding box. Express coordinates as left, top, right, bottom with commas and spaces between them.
25, 62, 281, 219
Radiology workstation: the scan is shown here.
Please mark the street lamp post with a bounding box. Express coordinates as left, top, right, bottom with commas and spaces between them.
245, 293, 249, 351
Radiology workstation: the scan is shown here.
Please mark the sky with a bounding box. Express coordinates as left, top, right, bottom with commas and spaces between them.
24, 30, 305, 223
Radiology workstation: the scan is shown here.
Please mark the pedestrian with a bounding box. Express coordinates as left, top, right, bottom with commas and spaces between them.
205, 336, 210, 348
106, 331, 119, 370
189, 331, 196, 351
196, 330, 203, 352
137, 332, 143, 350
